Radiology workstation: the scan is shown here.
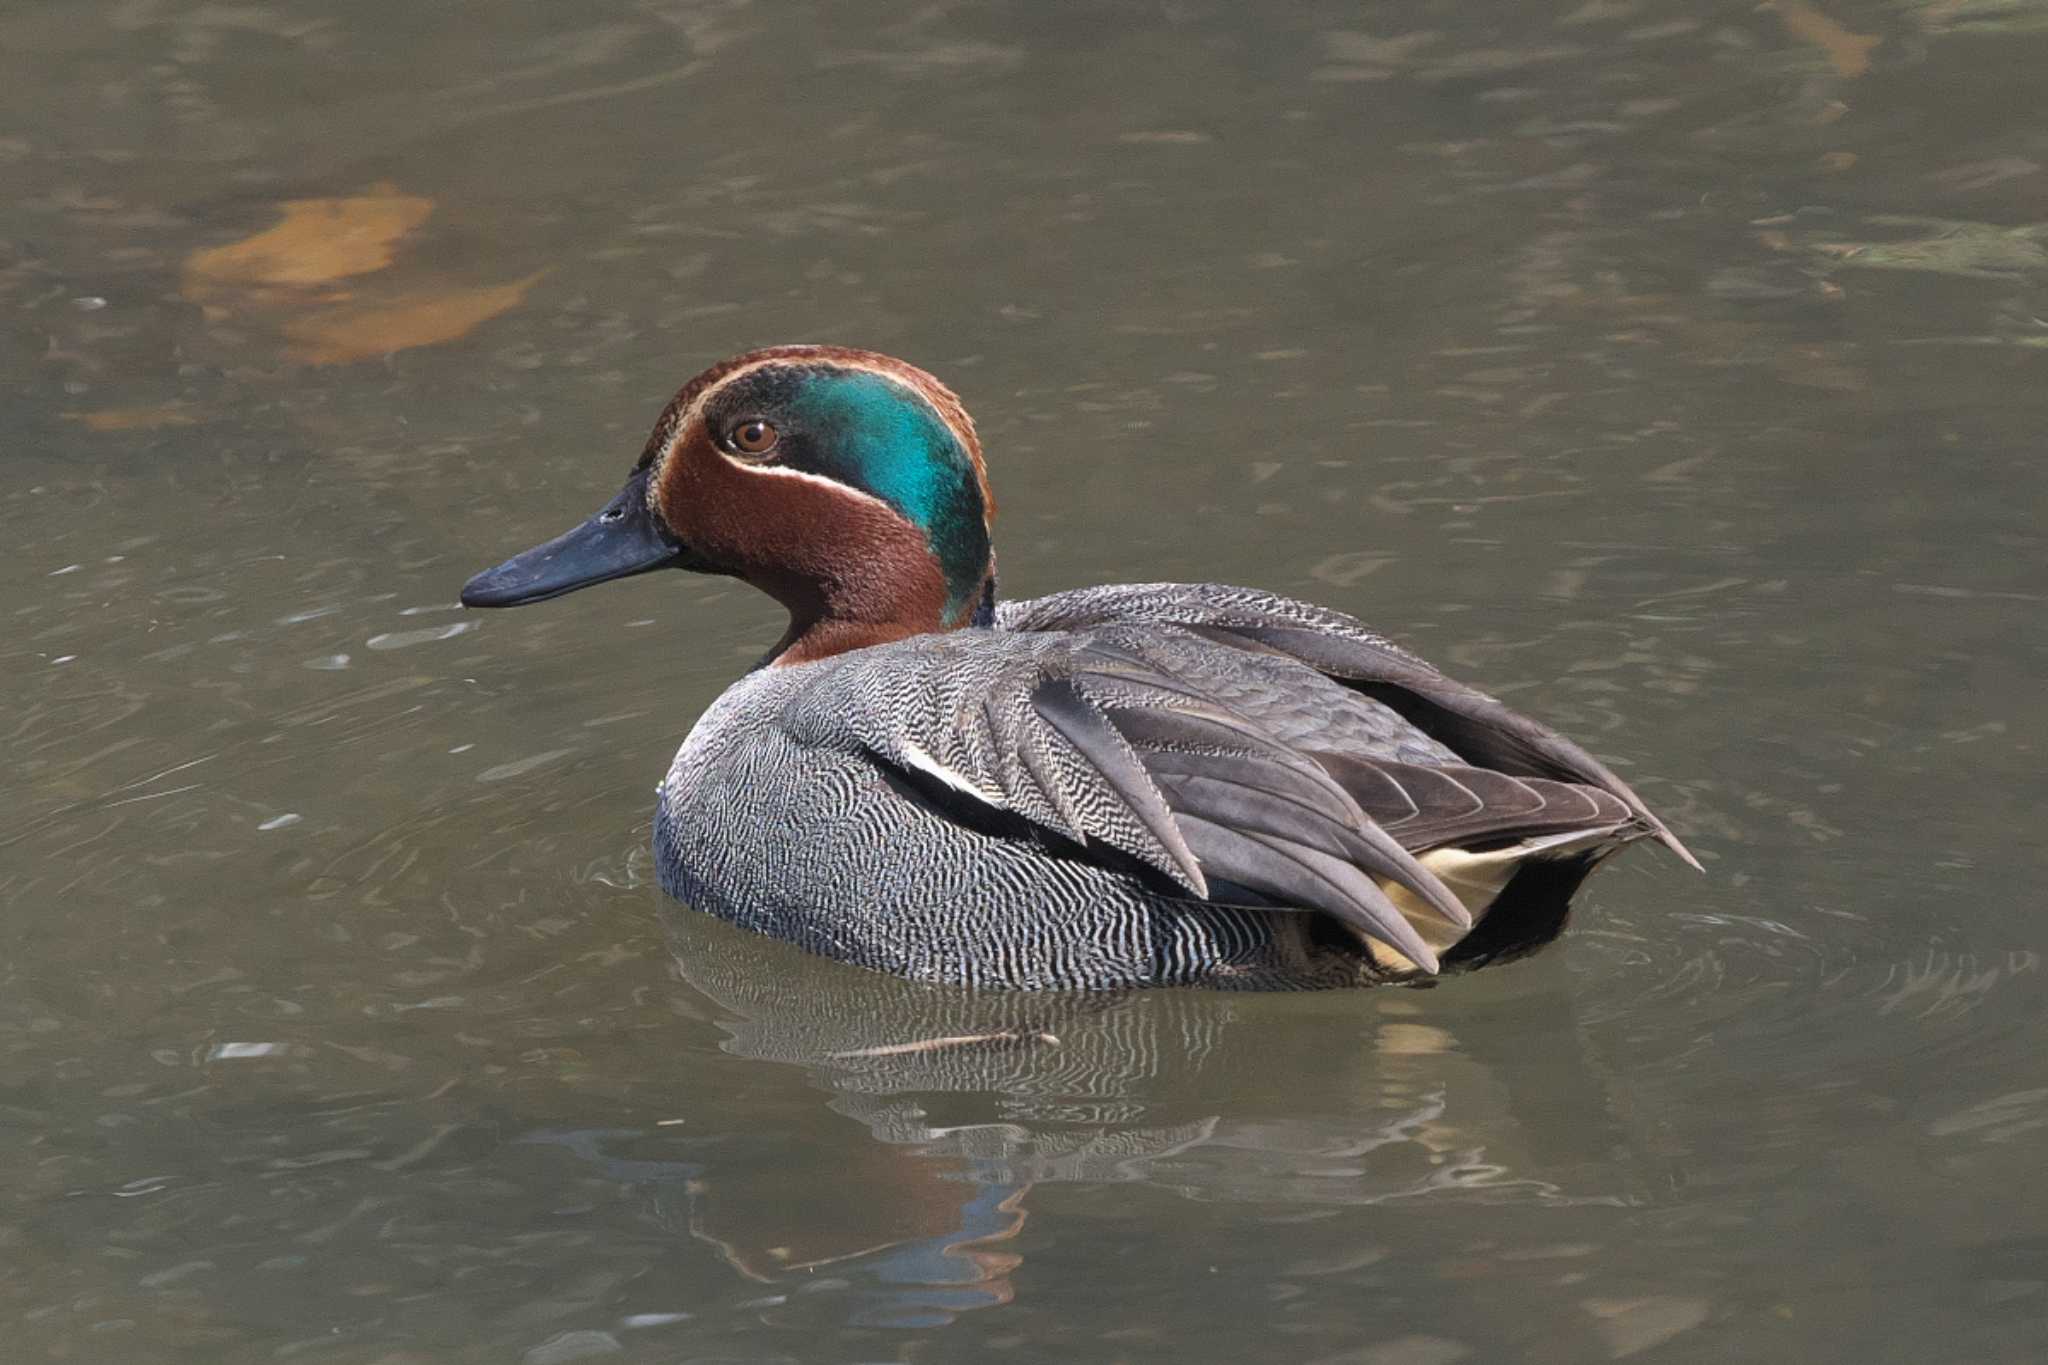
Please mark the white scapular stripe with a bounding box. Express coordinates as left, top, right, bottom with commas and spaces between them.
897, 739, 998, 800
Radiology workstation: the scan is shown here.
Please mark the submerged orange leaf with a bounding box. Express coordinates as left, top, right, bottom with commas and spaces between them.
182, 184, 433, 301
280, 272, 547, 365
1767, 0, 1881, 78
179, 184, 539, 363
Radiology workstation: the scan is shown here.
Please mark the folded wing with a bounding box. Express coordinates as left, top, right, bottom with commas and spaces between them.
776, 630, 1476, 972
999, 582, 1698, 870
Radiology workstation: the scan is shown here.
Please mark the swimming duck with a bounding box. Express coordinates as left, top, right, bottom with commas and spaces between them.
461, 345, 1697, 989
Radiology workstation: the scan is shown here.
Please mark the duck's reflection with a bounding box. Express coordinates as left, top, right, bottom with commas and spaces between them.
684, 1144, 1031, 1328
547, 905, 1631, 1326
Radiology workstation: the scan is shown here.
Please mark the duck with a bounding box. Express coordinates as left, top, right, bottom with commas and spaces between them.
461, 345, 1698, 989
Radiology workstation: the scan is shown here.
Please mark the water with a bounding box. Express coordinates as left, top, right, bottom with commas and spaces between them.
5, 0, 2046, 1359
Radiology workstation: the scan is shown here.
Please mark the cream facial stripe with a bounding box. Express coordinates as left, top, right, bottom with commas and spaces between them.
719, 460, 900, 515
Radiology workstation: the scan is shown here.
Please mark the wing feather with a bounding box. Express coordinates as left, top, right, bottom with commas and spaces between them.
1001, 582, 1699, 869
1172, 816, 1441, 972
1029, 676, 1208, 893
1315, 752, 1636, 851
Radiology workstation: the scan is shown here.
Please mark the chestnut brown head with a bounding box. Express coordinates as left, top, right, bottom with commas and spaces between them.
462, 346, 997, 663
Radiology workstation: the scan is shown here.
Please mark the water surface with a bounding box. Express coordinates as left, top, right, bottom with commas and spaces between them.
5, 1, 2046, 1360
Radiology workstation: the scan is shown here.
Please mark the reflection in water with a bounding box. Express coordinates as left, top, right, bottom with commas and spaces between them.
652, 906, 1636, 1326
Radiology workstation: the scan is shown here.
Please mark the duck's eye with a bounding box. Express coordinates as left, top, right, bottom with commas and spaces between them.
726, 419, 779, 457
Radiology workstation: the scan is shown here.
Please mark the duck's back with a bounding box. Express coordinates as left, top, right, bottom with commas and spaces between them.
656, 582, 1689, 988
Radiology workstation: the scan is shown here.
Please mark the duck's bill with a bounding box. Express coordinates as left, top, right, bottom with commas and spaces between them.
461, 468, 686, 608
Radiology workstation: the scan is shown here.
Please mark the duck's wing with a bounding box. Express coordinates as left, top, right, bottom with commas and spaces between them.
778, 631, 1474, 972
1310, 751, 1636, 851
997, 582, 1699, 870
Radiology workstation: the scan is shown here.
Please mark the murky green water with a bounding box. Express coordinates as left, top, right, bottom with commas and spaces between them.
6, 1, 2047, 1360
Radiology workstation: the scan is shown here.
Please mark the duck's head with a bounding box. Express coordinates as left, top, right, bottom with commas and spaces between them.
460, 345, 996, 665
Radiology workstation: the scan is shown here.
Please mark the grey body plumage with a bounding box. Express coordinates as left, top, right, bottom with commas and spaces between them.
656, 581, 1683, 989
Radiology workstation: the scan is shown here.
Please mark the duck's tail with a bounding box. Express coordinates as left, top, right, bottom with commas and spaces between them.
1365, 827, 1634, 976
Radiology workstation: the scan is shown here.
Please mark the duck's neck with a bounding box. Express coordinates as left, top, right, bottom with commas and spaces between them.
768, 616, 924, 667
755, 547, 997, 669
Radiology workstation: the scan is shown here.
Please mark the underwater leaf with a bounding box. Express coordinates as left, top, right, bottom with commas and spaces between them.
181, 184, 433, 303
177, 183, 541, 364
63, 402, 204, 432
1768, 0, 1882, 76
280, 272, 546, 365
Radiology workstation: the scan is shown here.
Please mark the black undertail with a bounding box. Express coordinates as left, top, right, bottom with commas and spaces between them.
1437, 851, 1603, 973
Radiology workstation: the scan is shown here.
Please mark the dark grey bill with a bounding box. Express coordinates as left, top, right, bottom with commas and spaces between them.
461, 468, 685, 608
